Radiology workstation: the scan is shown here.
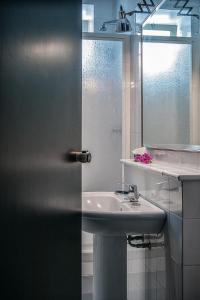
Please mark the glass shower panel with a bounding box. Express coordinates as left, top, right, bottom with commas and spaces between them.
82, 39, 123, 192
143, 42, 192, 145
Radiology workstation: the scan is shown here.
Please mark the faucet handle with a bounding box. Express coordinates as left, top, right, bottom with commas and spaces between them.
128, 184, 137, 192
128, 184, 140, 201
115, 183, 140, 198
119, 183, 138, 194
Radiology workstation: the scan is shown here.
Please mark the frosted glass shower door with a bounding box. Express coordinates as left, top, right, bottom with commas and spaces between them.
82, 38, 123, 192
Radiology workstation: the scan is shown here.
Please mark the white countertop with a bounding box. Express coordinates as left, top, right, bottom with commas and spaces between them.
121, 159, 200, 181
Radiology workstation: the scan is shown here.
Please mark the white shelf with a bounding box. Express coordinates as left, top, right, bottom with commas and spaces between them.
121, 159, 200, 181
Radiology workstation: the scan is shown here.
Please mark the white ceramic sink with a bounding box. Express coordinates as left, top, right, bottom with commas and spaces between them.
82, 192, 166, 300
82, 192, 165, 235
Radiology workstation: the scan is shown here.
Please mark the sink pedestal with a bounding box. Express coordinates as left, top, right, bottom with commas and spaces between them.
93, 234, 127, 300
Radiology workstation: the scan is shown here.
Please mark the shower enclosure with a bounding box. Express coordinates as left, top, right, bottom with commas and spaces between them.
82, 33, 130, 193
82, 32, 130, 300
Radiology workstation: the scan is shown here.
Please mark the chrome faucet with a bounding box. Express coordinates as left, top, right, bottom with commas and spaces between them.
127, 184, 140, 203
115, 183, 140, 203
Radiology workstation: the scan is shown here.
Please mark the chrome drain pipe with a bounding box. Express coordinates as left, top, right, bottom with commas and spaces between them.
127, 233, 164, 250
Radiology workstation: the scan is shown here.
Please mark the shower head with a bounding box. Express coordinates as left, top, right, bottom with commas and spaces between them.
99, 5, 132, 33
116, 17, 132, 33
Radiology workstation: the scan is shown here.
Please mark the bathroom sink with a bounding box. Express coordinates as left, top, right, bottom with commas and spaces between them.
82, 192, 166, 300
82, 192, 165, 235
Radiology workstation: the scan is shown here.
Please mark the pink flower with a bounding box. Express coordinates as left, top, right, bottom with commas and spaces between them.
133, 152, 153, 164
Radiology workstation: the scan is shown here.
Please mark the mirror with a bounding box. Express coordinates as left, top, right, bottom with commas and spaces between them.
142, 0, 200, 148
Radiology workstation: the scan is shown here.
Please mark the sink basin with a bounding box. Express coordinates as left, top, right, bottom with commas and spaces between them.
82, 192, 165, 235
82, 192, 166, 300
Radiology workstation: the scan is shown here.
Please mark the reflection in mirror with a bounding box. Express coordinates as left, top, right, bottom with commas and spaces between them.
82, 4, 94, 32
82, 0, 163, 34
142, 0, 200, 147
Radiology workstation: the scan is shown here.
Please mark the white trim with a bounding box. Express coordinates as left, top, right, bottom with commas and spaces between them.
142, 36, 193, 44
122, 35, 131, 159
82, 32, 132, 41
82, 32, 131, 159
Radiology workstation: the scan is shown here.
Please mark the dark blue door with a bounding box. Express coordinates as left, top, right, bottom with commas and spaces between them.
0, 1, 82, 299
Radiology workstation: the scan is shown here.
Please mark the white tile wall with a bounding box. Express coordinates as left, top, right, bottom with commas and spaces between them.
123, 162, 182, 300
169, 213, 182, 265
169, 178, 182, 217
